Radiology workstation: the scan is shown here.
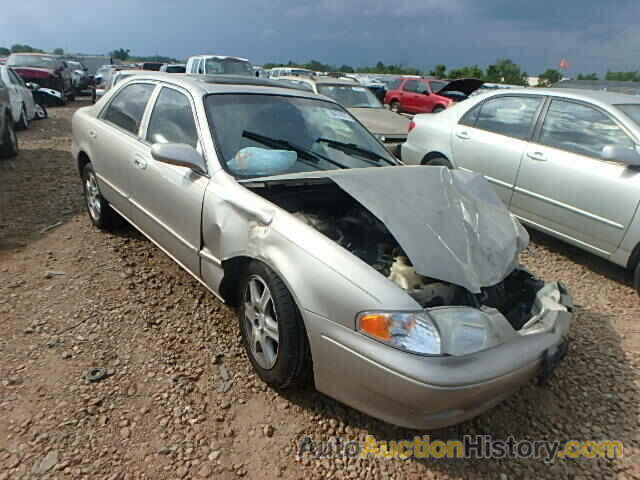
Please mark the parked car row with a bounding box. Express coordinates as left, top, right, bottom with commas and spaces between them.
403, 87, 640, 291
71, 72, 573, 430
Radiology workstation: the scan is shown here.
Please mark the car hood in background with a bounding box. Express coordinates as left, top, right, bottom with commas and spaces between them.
437, 78, 484, 96
245, 166, 529, 293
348, 107, 411, 136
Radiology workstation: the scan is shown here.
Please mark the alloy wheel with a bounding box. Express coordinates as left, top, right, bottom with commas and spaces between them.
85, 172, 101, 221
243, 275, 280, 369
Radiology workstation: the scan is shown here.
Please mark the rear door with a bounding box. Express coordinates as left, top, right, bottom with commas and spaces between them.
130, 84, 209, 275
411, 80, 434, 113
511, 98, 640, 256
450, 94, 544, 205
92, 82, 157, 217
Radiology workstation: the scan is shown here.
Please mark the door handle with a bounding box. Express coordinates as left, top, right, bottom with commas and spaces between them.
456, 131, 470, 140
133, 155, 147, 170
88, 130, 97, 139
526, 151, 546, 161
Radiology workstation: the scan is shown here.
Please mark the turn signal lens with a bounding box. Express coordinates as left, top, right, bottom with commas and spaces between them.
359, 314, 391, 341
408, 120, 416, 132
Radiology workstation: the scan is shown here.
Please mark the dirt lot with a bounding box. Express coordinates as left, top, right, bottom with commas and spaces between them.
0, 100, 639, 479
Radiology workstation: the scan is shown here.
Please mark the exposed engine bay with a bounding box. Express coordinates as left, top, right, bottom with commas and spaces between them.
250, 180, 543, 330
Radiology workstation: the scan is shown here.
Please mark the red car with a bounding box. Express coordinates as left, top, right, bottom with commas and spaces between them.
384, 77, 483, 114
6, 53, 74, 103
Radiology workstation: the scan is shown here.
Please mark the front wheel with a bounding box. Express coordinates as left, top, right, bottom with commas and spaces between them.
633, 261, 640, 296
432, 105, 445, 113
239, 261, 312, 389
81, 163, 121, 230
16, 105, 29, 130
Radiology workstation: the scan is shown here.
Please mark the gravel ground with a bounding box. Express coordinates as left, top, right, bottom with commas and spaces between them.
0, 100, 639, 479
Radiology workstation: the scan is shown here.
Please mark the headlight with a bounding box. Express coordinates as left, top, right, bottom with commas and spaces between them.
356, 311, 441, 355
427, 307, 498, 356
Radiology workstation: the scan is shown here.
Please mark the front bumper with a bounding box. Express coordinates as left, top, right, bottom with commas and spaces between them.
305, 281, 572, 429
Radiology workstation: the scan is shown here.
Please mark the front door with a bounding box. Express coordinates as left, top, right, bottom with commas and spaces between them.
451, 95, 543, 205
511, 98, 640, 256
130, 85, 209, 275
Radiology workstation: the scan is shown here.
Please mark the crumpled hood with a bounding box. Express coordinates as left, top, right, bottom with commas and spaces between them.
437, 78, 484, 96
247, 166, 528, 293
348, 107, 410, 136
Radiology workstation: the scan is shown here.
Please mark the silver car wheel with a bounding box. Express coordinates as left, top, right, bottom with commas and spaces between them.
85, 172, 101, 221
243, 274, 279, 370
8, 122, 17, 147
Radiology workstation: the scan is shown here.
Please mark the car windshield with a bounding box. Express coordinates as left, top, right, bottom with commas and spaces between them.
205, 93, 397, 179
616, 104, 640, 127
317, 84, 382, 108
205, 58, 252, 76
8, 55, 57, 69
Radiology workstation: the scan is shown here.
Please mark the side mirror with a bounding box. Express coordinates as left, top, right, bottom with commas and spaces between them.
26, 82, 39, 90
602, 145, 640, 167
151, 143, 207, 175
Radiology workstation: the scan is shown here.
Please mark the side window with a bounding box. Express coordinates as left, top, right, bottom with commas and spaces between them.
198, 59, 205, 75
539, 100, 634, 160
9, 69, 25, 87
415, 82, 428, 94
403, 80, 418, 92
475, 96, 542, 140
102, 83, 155, 135
459, 103, 481, 127
146, 87, 199, 148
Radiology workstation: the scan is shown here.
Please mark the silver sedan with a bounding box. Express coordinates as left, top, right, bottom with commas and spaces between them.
403, 88, 640, 294
72, 73, 572, 429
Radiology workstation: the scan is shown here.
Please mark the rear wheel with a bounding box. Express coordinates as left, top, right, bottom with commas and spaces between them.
423, 155, 452, 168
81, 163, 121, 230
432, 105, 445, 113
239, 261, 312, 389
389, 100, 401, 113
0, 114, 18, 158
633, 261, 640, 296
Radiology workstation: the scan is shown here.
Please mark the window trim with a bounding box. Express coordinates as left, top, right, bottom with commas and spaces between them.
530, 96, 638, 161
140, 83, 210, 176
98, 81, 159, 139
458, 93, 546, 141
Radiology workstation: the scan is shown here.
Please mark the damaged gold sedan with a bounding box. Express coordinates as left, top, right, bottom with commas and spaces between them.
72, 73, 572, 429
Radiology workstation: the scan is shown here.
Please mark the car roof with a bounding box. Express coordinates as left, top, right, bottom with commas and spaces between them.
482, 87, 640, 107
110, 72, 329, 100
189, 55, 249, 62
10, 52, 58, 57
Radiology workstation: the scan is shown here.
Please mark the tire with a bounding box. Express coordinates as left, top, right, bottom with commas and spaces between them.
389, 100, 401, 114
239, 261, 312, 389
16, 105, 29, 130
34, 104, 48, 120
81, 163, 121, 230
432, 105, 445, 113
633, 261, 640, 296
423, 155, 452, 168
0, 114, 18, 158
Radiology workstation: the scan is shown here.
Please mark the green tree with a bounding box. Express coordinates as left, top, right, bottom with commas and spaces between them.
52, 48, 64, 55
448, 65, 484, 79
111, 48, 131, 61
605, 70, 639, 82
576, 73, 599, 80
485, 59, 528, 85
0, 47, 9, 56
538, 69, 562, 87
429, 64, 447, 78
11, 44, 44, 53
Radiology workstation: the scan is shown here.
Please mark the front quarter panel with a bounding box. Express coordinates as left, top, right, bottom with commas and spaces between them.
201, 173, 420, 328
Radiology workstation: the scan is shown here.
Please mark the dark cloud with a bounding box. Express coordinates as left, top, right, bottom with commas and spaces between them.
0, 0, 637, 75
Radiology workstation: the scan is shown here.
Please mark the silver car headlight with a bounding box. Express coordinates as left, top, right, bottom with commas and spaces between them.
426, 307, 497, 356
356, 311, 441, 355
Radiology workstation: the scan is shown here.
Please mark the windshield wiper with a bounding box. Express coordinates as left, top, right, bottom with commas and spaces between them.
316, 137, 395, 165
242, 131, 347, 170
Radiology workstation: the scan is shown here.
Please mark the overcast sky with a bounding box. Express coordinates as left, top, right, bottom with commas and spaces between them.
1, 0, 639, 75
